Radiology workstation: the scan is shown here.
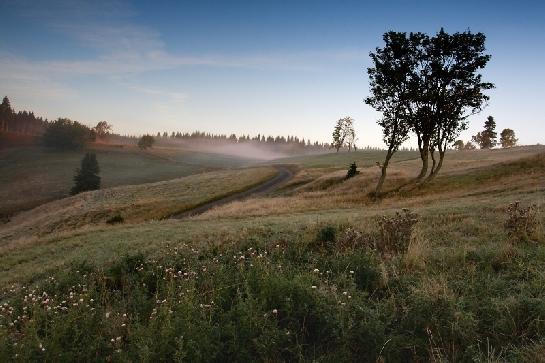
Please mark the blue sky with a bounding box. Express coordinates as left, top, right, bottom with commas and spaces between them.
1, 0, 544, 146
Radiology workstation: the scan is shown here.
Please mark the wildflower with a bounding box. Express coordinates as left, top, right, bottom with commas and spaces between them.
105, 312, 111, 318
313, 268, 320, 273
272, 309, 278, 314
349, 270, 354, 274
311, 285, 317, 289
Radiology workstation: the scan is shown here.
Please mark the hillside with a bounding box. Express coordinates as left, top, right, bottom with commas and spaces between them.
0, 146, 544, 361
0, 144, 258, 217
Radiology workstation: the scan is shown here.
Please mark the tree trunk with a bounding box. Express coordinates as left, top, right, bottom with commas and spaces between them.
425, 149, 445, 182
375, 148, 394, 196
416, 138, 430, 180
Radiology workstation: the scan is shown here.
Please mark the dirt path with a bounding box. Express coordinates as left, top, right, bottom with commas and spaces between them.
170, 165, 294, 219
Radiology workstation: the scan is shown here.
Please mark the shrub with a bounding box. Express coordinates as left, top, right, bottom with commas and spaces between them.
106, 214, 124, 225
505, 201, 541, 242
138, 135, 155, 149
345, 162, 359, 180
377, 209, 418, 256
315, 225, 337, 251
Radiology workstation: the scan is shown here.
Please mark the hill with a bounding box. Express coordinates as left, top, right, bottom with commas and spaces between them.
0, 146, 544, 361
0, 144, 258, 218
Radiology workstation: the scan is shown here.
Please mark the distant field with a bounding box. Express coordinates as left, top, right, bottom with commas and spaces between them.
273, 149, 420, 168
0, 144, 255, 216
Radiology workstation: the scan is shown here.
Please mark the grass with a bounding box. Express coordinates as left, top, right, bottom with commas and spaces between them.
1, 145, 545, 361
0, 144, 254, 216
0, 166, 277, 246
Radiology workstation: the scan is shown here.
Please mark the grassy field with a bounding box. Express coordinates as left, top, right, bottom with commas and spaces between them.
0, 166, 277, 246
0, 144, 255, 216
1, 146, 544, 361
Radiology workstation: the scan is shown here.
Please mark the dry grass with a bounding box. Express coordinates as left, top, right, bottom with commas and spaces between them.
0, 166, 277, 246
196, 150, 545, 220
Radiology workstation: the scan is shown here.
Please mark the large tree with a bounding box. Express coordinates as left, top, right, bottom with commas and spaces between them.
366, 29, 494, 189
71, 153, 101, 195
365, 32, 418, 195
499, 128, 517, 148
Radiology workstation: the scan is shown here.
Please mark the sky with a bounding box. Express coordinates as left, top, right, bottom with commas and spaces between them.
1, 0, 544, 147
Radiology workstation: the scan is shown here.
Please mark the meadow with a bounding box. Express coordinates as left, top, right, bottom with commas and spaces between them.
0, 144, 255, 217
0, 146, 544, 361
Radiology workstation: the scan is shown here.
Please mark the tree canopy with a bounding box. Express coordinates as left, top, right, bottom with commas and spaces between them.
366, 28, 494, 194
43, 118, 94, 150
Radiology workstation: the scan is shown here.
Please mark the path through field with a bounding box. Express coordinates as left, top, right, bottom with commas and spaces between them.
170, 165, 293, 219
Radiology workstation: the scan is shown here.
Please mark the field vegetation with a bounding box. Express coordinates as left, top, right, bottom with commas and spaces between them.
0, 146, 544, 361
0, 144, 255, 217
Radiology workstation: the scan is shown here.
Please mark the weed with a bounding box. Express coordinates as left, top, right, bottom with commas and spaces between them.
377, 209, 419, 256
504, 201, 541, 242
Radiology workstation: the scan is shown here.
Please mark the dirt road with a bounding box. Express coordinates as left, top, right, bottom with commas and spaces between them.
170, 165, 294, 219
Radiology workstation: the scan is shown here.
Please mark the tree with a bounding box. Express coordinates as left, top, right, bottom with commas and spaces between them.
500, 128, 518, 148
93, 121, 112, 139
71, 153, 100, 195
473, 116, 497, 149
453, 140, 465, 150
464, 141, 476, 150
43, 118, 93, 149
345, 162, 359, 179
342, 117, 356, 151
365, 32, 417, 194
366, 29, 494, 189
138, 134, 155, 149
331, 117, 355, 152
0, 96, 13, 132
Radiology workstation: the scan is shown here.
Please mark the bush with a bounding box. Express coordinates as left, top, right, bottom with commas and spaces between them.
138, 135, 155, 149
345, 162, 359, 180
315, 225, 337, 251
106, 214, 124, 225
377, 209, 418, 256
505, 201, 541, 242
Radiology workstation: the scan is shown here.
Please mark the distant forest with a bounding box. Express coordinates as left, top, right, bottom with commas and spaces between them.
0, 96, 411, 153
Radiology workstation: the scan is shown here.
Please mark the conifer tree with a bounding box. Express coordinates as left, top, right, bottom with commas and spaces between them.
71, 153, 101, 195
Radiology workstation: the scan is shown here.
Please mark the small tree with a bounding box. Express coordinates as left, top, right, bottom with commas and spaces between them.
93, 121, 112, 139
71, 153, 100, 195
500, 128, 517, 148
331, 119, 345, 152
453, 140, 465, 150
473, 116, 497, 148
345, 162, 359, 179
138, 135, 155, 149
464, 141, 476, 150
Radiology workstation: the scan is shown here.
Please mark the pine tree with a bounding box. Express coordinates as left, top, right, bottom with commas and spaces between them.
71, 153, 101, 195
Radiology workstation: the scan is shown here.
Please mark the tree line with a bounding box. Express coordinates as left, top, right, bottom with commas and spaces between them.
453, 116, 518, 150
0, 96, 48, 135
